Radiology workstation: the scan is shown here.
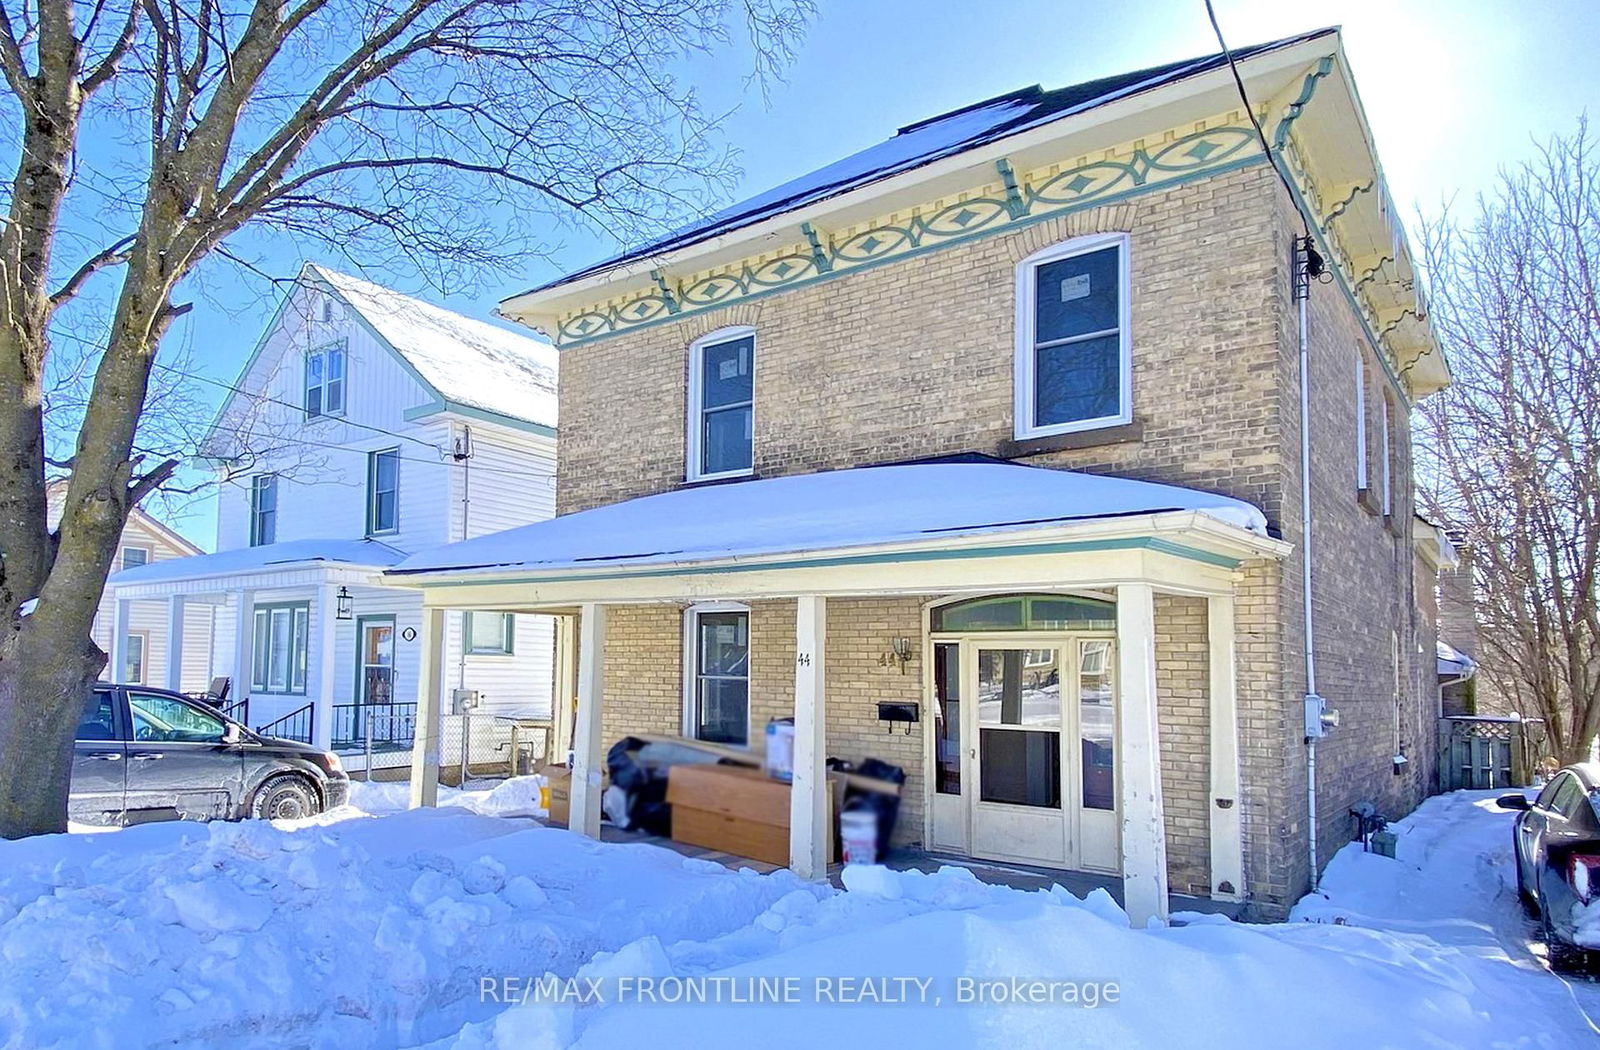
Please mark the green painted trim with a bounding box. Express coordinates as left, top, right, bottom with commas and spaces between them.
401, 399, 557, 438
354, 613, 397, 705
462, 610, 516, 655
557, 153, 1269, 349
364, 447, 400, 538
407, 534, 1244, 590
250, 601, 311, 696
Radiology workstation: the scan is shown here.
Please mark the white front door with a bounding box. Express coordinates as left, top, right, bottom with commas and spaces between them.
929, 636, 1120, 872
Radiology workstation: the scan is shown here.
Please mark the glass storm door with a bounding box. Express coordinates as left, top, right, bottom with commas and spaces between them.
931, 636, 1120, 873
359, 618, 395, 706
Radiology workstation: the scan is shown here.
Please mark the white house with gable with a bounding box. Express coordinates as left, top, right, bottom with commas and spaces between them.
107, 264, 559, 761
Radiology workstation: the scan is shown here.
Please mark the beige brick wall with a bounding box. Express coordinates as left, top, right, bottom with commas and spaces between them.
559, 159, 1436, 915
1154, 594, 1210, 897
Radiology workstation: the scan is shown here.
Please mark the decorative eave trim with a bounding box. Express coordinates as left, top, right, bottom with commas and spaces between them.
402, 399, 557, 438
554, 114, 1265, 347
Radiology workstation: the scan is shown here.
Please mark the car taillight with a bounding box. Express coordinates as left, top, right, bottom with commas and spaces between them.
1573, 854, 1600, 903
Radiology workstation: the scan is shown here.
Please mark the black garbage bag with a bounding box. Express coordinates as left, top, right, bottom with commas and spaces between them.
605, 737, 673, 836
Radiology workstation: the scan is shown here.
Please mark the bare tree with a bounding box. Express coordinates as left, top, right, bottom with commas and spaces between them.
1415, 121, 1600, 765
0, 0, 811, 838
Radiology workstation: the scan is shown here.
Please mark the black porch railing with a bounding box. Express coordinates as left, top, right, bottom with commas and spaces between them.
332, 702, 417, 752
257, 703, 314, 744
218, 697, 249, 725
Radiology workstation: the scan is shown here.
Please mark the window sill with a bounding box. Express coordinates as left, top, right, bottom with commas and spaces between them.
1356, 487, 1382, 517
679, 471, 759, 490
999, 421, 1144, 457
465, 651, 515, 659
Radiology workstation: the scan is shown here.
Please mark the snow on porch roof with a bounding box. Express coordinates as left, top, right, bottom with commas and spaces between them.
391, 461, 1270, 579
110, 538, 408, 587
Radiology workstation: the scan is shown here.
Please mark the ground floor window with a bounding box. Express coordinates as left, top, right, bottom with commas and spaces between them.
252, 602, 309, 694
465, 611, 515, 655
123, 632, 148, 684
687, 606, 749, 745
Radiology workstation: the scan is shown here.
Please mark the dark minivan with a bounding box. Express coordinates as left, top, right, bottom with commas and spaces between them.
1499, 763, 1600, 971
73, 684, 349, 825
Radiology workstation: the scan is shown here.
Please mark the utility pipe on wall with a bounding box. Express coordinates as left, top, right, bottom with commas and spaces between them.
1294, 238, 1325, 890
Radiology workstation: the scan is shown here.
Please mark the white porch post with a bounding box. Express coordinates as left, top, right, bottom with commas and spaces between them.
312, 584, 339, 750
1207, 594, 1244, 902
164, 596, 186, 691
232, 589, 253, 710
790, 595, 828, 880
1116, 582, 1169, 926
109, 597, 130, 683
408, 605, 447, 807
570, 603, 607, 838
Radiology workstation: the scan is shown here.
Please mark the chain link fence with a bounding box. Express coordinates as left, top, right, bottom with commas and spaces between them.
347, 713, 554, 784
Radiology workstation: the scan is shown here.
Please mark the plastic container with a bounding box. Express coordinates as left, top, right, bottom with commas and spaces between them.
840, 805, 879, 865
764, 718, 795, 782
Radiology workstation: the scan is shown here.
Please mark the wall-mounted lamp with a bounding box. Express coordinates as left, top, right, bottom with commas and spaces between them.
891, 637, 913, 675
335, 586, 354, 620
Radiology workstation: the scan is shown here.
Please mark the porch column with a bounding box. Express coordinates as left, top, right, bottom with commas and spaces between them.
553, 614, 577, 765
1207, 594, 1244, 902
790, 595, 827, 880
312, 584, 339, 750
1116, 582, 1169, 926
408, 605, 447, 807
164, 596, 186, 691
232, 589, 254, 709
109, 597, 130, 683
569, 603, 607, 838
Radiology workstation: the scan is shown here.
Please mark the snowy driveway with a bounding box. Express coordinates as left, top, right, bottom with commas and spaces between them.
0, 786, 1595, 1049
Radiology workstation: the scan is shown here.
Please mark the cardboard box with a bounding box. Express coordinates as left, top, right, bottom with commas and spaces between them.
666, 763, 838, 866
543, 765, 571, 827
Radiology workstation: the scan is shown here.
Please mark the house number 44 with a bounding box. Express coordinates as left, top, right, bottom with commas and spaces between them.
796, 652, 813, 667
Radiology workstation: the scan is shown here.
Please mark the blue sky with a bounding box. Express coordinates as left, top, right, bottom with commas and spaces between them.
150, 0, 1600, 544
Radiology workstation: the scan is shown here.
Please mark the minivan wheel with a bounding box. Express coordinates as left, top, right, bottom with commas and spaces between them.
251, 775, 321, 821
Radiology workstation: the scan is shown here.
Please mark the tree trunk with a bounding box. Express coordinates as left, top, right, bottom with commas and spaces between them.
0, 621, 103, 838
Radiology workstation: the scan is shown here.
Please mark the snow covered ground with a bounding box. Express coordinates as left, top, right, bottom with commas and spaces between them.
2, 784, 1595, 1049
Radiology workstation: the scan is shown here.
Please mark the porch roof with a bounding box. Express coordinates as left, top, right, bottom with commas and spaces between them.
390, 461, 1276, 584
109, 537, 407, 593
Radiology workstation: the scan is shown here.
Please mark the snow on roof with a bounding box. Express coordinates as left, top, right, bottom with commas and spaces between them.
393, 461, 1268, 577
1436, 640, 1477, 680
516, 29, 1333, 297
110, 538, 407, 586
311, 266, 557, 429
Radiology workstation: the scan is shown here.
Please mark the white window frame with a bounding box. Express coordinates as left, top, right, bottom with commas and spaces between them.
686, 326, 756, 483
463, 611, 515, 656
680, 600, 752, 746
249, 474, 277, 547
119, 545, 152, 571
304, 341, 347, 420
1013, 231, 1134, 440
1355, 348, 1369, 491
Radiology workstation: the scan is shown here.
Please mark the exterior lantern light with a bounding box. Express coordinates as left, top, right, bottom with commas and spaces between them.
335, 586, 354, 620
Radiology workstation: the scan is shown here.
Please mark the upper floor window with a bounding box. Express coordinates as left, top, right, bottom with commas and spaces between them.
366, 448, 399, 535
1014, 233, 1132, 439
305, 343, 346, 419
1354, 349, 1370, 493
249, 474, 277, 547
687, 328, 755, 481
119, 546, 151, 571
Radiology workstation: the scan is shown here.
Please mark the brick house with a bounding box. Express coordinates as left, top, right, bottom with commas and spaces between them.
394, 28, 1450, 922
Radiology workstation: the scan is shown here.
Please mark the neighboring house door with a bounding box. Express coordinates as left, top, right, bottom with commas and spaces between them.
929, 635, 1119, 873
355, 616, 397, 745
70, 688, 127, 826
123, 689, 244, 821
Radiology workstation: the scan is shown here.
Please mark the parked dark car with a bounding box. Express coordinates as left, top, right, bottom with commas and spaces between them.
73, 684, 349, 826
1498, 763, 1600, 970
